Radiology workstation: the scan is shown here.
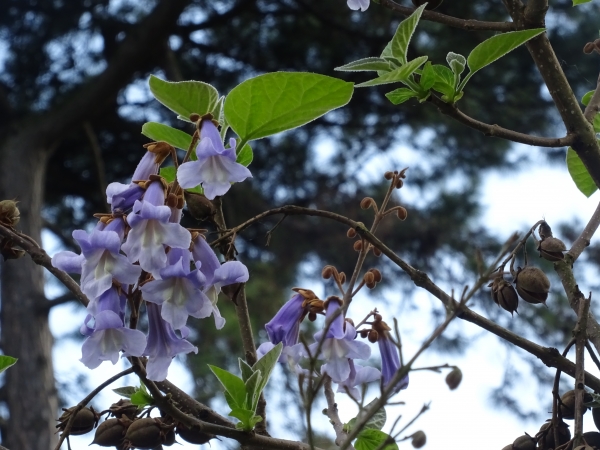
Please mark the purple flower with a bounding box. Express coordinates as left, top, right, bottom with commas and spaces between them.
309, 298, 371, 383
265, 293, 305, 347
79, 310, 146, 370
52, 219, 142, 300
177, 120, 252, 200
378, 328, 409, 393
336, 359, 381, 400
87, 284, 128, 318
140, 248, 212, 330
144, 302, 198, 381
347, 0, 369, 11
121, 180, 191, 277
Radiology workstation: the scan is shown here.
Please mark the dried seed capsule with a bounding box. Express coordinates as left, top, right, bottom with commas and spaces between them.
364, 272, 375, 285
56, 406, 98, 435
184, 191, 216, 222
92, 418, 126, 447
489, 277, 519, 314
514, 266, 551, 304
445, 367, 462, 390
560, 390, 576, 420
512, 434, 535, 450
536, 420, 570, 449
538, 237, 567, 262
583, 431, 600, 448
176, 424, 216, 445
124, 418, 163, 449
411, 430, 426, 448
108, 399, 139, 420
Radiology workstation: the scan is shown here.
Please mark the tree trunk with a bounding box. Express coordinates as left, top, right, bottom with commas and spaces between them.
0, 132, 57, 449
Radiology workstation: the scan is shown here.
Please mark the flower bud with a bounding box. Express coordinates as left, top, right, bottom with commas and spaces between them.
395, 178, 404, 189
372, 246, 382, 257
384, 171, 394, 180
360, 197, 375, 210
0, 200, 20, 227
322, 265, 335, 279
445, 367, 462, 390
411, 431, 426, 448
360, 329, 369, 338
584, 42, 596, 54
396, 206, 407, 220
373, 313, 382, 322
347, 228, 357, 238
538, 237, 567, 262
364, 272, 375, 285
370, 268, 382, 282
92, 418, 126, 447
515, 266, 550, 304
353, 240, 363, 251
368, 329, 379, 343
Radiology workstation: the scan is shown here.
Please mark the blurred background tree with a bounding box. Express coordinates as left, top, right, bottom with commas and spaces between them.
0, 0, 597, 447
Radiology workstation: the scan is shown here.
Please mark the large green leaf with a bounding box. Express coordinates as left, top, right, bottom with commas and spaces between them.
252, 342, 283, 396
141, 122, 193, 151
356, 56, 428, 88
355, 429, 398, 450
467, 29, 545, 73
209, 365, 247, 409
419, 62, 436, 91
0, 355, 17, 374
224, 72, 353, 141
237, 142, 253, 166
335, 57, 392, 72
431, 65, 455, 98
149, 75, 219, 119
566, 147, 598, 197
380, 4, 426, 65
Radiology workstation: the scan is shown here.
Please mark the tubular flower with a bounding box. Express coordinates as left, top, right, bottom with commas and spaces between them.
79, 310, 146, 370
309, 297, 371, 383
141, 248, 212, 330
374, 319, 409, 394
121, 180, 191, 277
336, 359, 381, 401
52, 218, 142, 300
177, 119, 252, 199
347, 0, 369, 11
144, 302, 198, 381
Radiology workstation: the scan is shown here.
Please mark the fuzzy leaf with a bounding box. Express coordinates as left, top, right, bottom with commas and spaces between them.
244, 369, 263, 411
239, 358, 255, 382
112, 386, 137, 399
356, 56, 428, 88
380, 4, 427, 65
385, 88, 418, 105
149, 75, 219, 119
335, 57, 392, 72
229, 408, 262, 430
252, 342, 283, 397
566, 147, 598, 197
142, 122, 193, 151
209, 365, 247, 409
419, 62, 436, 91
237, 142, 253, 166
355, 429, 398, 450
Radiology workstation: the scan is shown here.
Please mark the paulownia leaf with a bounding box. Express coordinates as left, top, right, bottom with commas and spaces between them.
566, 147, 598, 197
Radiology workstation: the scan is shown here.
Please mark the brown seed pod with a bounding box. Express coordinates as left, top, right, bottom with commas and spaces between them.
489, 277, 519, 314
560, 390, 577, 420
347, 228, 357, 238
512, 434, 536, 450
91, 418, 127, 447
514, 266, 550, 304
445, 367, 462, 390
124, 418, 163, 449
56, 406, 99, 436
184, 191, 216, 222
0, 200, 20, 227
108, 399, 139, 420
411, 430, 426, 448
176, 424, 216, 445
536, 420, 570, 450
538, 237, 567, 262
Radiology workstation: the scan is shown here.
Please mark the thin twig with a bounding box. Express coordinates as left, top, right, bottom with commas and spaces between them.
573, 294, 590, 448
323, 376, 354, 448
568, 198, 600, 262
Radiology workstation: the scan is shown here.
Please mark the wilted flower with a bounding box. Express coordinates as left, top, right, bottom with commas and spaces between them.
79, 310, 146, 370
144, 302, 198, 381
309, 297, 371, 383
121, 180, 191, 276
177, 119, 252, 199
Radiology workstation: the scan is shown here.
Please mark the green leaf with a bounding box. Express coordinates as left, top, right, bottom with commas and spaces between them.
149, 75, 219, 119
581, 90, 594, 106
224, 72, 353, 141
594, 115, 600, 133
385, 88, 418, 105
573, 0, 592, 5
431, 65, 455, 98
244, 370, 263, 411
335, 57, 392, 72
252, 342, 283, 396
239, 358, 255, 382
566, 147, 598, 197
355, 429, 398, 450
141, 122, 193, 151
131, 384, 154, 407
0, 356, 17, 374
446, 52, 466, 77
112, 386, 137, 399
345, 398, 387, 433
209, 365, 247, 409
467, 29, 545, 74
419, 62, 436, 91
380, 4, 427, 65
159, 166, 176, 183
229, 408, 262, 431
212, 96, 225, 123
356, 56, 428, 88
236, 142, 253, 166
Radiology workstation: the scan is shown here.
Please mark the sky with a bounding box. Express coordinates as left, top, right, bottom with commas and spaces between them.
44, 143, 600, 450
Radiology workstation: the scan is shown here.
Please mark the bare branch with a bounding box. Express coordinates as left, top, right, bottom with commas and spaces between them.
323, 376, 353, 448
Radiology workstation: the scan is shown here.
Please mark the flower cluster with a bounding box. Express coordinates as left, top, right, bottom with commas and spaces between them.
258, 292, 408, 400
52, 117, 251, 380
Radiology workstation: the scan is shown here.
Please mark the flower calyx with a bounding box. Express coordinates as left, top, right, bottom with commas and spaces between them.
488, 276, 519, 315
293, 287, 324, 320
184, 191, 217, 222
514, 266, 551, 305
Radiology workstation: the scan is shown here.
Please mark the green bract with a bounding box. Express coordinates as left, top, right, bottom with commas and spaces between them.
223, 72, 353, 143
